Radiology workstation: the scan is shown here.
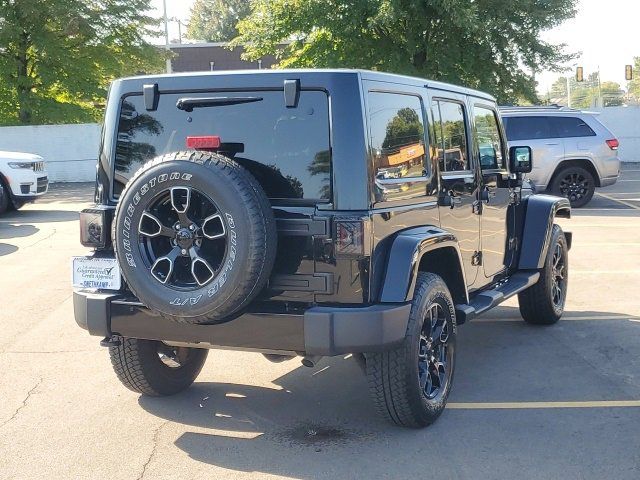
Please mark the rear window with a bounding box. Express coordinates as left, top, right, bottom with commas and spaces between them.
550, 116, 596, 137
114, 90, 331, 202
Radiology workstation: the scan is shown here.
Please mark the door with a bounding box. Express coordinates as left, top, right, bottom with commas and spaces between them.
502, 115, 564, 190
472, 103, 512, 281
430, 97, 480, 287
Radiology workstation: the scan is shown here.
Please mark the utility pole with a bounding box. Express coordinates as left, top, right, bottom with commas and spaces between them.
566, 76, 571, 108
597, 66, 602, 108
163, 0, 172, 73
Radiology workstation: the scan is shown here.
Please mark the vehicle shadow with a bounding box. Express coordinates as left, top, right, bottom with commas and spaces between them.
0, 243, 18, 256
137, 305, 640, 478
0, 223, 39, 241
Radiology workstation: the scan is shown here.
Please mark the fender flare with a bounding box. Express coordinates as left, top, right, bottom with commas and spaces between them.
519, 194, 571, 270
380, 226, 468, 304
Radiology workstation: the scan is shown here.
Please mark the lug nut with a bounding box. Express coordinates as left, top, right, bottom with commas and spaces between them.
181, 249, 187, 255
189, 224, 196, 231
175, 223, 181, 230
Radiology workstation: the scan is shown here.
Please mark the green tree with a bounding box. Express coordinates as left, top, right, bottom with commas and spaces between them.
0, 0, 162, 125
234, 0, 577, 103
382, 108, 423, 149
187, 0, 251, 42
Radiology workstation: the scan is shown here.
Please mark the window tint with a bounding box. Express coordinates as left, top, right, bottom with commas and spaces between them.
368, 92, 427, 181
503, 116, 552, 141
473, 106, 504, 170
115, 90, 331, 201
431, 100, 469, 172
550, 116, 596, 137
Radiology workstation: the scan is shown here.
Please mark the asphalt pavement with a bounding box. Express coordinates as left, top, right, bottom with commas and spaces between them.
0, 166, 639, 479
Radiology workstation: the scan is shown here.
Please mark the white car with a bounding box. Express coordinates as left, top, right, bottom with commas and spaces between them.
0, 151, 49, 213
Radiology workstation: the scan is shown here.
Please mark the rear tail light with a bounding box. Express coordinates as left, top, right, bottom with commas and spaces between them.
334, 217, 371, 257
186, 135, 221, 150
80, 206, 113, 249
606, 139, 619, 150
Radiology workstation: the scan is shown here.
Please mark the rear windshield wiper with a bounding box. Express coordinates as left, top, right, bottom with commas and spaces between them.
176, 96, 263, 112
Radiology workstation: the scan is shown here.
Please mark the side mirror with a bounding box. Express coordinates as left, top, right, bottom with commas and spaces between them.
509, 146, 532, 174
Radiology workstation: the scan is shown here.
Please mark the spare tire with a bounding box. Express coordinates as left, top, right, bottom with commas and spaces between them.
113, 151, 277, 325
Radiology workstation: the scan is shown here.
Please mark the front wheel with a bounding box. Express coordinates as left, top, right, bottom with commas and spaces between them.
366, 272, 456, 428
109, 338, 208, 396
518, 224, 568, 325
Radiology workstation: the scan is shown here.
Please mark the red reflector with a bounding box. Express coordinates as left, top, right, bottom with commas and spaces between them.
186, 136, 221, 150
606, 139, 619, 150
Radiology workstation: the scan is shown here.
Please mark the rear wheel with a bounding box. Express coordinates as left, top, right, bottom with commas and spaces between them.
518, 224, 568, 325
109, 338, 208, 396
550, 166, 595, 208
366, 273, 456, 428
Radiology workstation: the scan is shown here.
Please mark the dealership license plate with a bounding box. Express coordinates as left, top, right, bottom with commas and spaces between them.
72, 257, 121, 290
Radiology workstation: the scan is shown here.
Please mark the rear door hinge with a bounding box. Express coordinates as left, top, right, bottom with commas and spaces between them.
472, 251, 483, 266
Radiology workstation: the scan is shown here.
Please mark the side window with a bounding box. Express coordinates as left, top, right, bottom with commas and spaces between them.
551, 116, 596, 138
431, 100, 469, 172
368, 92, 427, 181
503, 116, 552, 141
473, 106, 504, 170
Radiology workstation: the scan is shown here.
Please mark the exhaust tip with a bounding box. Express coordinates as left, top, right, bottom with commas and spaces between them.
301, 355, 322, 368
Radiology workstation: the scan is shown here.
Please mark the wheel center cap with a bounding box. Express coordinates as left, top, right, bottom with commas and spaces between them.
176, 228, 194, 249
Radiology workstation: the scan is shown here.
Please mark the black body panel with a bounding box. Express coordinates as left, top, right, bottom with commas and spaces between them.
518, 195, 571, 270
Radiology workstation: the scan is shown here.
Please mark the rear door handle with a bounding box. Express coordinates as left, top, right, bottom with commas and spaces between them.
545, 142, 560, 146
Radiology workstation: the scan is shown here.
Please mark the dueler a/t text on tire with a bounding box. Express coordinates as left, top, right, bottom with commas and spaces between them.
366, 272, 457, 428
113, 151, 277, 325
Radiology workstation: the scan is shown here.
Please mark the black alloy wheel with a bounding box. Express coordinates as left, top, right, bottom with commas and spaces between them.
138, 186, 227, 290
551, 166, 595, 208
418, 302, 453, 400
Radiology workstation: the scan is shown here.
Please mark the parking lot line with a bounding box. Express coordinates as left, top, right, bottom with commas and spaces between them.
477, 315, 639, 322
447, 401, 640, 409
596, 192, 640, 210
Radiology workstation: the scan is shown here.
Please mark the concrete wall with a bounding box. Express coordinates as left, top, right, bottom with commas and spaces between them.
0, 123, 100, 182
593, 106, 640, 163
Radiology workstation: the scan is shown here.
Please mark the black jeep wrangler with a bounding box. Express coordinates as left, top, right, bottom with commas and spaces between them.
73, 69, 571, 428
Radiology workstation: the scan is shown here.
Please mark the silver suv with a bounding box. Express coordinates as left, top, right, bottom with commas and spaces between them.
500, 106, 620, 207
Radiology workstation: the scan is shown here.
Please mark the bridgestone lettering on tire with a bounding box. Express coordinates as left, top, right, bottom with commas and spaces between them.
113, 151, 277, 325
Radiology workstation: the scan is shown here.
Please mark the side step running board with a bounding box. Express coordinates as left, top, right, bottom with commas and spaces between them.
455, 271, 540, 324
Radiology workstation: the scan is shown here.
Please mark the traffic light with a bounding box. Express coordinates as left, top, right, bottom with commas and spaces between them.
626, 65, 633, 81
576, 67, 584, 82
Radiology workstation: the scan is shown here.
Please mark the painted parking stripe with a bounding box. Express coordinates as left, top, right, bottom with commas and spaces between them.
572, 270, 639, 274
447, 401, 640, 409
476, 315, 639, 322
596, 192, 640, 210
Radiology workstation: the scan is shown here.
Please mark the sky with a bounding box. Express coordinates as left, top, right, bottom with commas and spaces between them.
149, 0, 638, 93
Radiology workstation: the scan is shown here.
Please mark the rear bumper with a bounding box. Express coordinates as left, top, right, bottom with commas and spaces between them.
73, 290, 411, 356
